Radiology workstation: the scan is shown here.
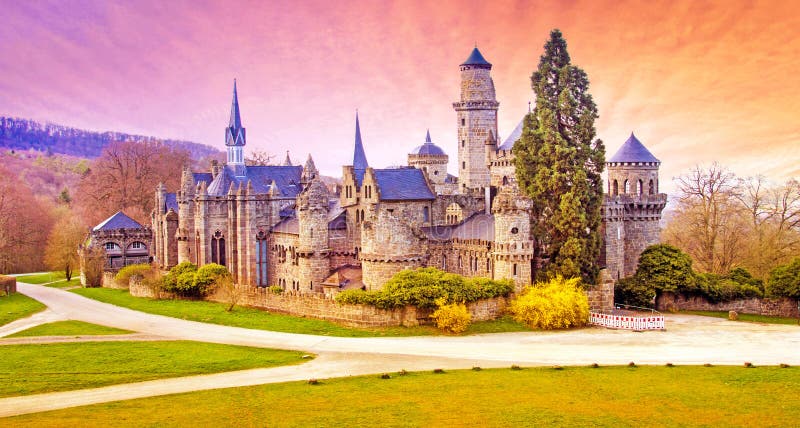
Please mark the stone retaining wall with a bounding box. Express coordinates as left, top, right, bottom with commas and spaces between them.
129, 277, 174, 299
101, 272, 129, 289
657, 292, 799, 318
205, 284, 508, 327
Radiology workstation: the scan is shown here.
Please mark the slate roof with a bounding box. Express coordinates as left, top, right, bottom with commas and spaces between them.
499, 118, 524, 151
410, 130, 446, 156
165, 193, 179, 213
206, 165, 303, 197
422, 213, 495, 241
373, 168, 435, 201
461, 47, 491, 66
608, 133, 660, 164
193, 172, 213, 185
93, 211, 144, 232
272, 217, 298, 234
271, 198, 346, 234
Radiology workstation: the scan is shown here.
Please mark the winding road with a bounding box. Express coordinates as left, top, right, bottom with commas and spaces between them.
2, 282, 799, 418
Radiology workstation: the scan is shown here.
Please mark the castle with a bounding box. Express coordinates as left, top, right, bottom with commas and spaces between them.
152, 47, 666, 293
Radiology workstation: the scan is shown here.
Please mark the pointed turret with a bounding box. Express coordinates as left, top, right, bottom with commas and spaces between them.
353, 112, 368, 171
302, 154, 318, 185
225, 80, 246, 147
425, 129, 432, 143
283, 151, 293, 166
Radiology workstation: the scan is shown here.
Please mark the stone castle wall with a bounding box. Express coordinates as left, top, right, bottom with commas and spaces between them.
206, 284, 509, 327
657, 292, 799, 318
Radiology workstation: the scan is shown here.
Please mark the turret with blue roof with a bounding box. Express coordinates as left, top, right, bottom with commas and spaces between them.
606, 132, 661, 197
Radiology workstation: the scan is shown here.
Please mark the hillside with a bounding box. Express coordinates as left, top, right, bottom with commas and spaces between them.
0, 117, 221, 159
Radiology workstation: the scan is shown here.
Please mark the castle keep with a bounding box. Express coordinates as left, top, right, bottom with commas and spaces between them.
152, 48, 666, 292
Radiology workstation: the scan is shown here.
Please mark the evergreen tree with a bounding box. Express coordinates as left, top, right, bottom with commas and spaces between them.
514, 29, 605, 283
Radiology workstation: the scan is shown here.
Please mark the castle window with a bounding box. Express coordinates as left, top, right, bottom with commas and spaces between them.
423, 206, 430, 222
442, 255, 447, 270
461, 118, 465, 126
649, 179, 655, 195
612, 180, 618, 196
510, 227, 519, 234
458, 256, 463, 268
256, 231, 268, 286
462, 161, 466, 170
486, 259, 491, 272
104, 242, 119, 251
130, 242, 145, 249
637, 180, 643, 196
513, 264, 518, 276
211, 231, 226, 266
624, 179, 630, 194
434, 170, 439, 176
502, 176, 509, 186
361, 209, 365, 222
461, 140, 465, 147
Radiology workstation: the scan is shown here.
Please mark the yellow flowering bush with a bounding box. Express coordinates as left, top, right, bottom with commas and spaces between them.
430, 299, 472, 333
509, 276, 589, 330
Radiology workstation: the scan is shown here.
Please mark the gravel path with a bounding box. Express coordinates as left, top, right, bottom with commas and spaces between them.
2, 282, 798, 418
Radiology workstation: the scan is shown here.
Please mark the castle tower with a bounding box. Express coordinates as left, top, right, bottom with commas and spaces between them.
297, 178, 331, 293
301, 154, 318, 187
603, 133, 667, 279
225, 80, 247, 177
408, 130, 448, 186
176, 166, 196, 264
453, 47, 499, 191
492, 185, 533, 290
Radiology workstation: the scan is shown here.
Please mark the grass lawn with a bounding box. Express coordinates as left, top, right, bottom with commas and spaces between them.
15, 272, 80, 288
71, 287, 528, 337
0, 341, 308, 398
682, 310, 800, 325
6, 320, 132, 337
6, 365, 799, 427
0, 293, 46, 326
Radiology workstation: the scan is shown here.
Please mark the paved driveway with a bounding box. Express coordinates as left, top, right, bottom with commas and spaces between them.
1, 282, 798, 417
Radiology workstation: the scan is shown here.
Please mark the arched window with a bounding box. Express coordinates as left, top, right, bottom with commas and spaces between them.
423, 206, 430, 222
624, 179, 630, 194
442, 255, 447, 270
612, 180, 619, 196
211, 230, 226, 266
446, 203, 463, 225
361, 209, 365, 222
255, 231, 268, 286
458, 256, 463, 268
104, 242, 120, 251
649, 179, 655, 195
637, 180, 643, 196
502, 176, 509, 186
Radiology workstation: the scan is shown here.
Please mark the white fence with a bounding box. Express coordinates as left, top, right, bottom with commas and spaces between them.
589, 312, 665, 330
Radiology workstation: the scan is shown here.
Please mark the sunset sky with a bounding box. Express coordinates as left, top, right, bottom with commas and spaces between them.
1, 0, 798, 194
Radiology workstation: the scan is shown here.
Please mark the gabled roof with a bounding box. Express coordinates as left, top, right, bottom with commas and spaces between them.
193, 172, 213, 184
206, 165, 303, 197
410, 130, 447, 156
422, 213, 495, 241
272, 217, 298, 234
499, 118, 524, 151
93, 211, 144, 231
461, 47, 491, 67
373, 168, 435, 201
608, 133, 660, 164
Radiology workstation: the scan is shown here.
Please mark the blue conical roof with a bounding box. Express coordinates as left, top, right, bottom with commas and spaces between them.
461, 47, 491, 66
608, 133, 660, 163
353, 112, 368, 171
229, 79, 241, 129
410, 129, 446, 156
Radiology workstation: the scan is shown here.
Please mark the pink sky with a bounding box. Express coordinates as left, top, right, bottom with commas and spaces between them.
1, 0, 798, 194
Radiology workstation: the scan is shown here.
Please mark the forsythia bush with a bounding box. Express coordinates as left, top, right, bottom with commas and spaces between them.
509, 276, 589, 330
430, 299, 471, 333
114, 264, 152, 286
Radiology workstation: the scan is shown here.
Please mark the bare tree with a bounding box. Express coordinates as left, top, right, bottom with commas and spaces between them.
0, 164, 54, 273
246, 149, 275, 166
44, 211, 87, 281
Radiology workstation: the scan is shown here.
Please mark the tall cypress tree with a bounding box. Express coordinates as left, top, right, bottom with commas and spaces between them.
514, 29, 606, 284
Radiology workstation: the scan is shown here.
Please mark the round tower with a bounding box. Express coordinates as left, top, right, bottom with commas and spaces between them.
408, 130, 448, 186
491, 185, 533, 290
176, 166, 196, 264
453, 47, 499, 191
296, 178, 330, 293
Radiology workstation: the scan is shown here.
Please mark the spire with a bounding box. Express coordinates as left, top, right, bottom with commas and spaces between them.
425, 129, 432, 143
283, 150, 292, 166
302, 154, 318, 185
225, 79, 246, 147
229, 79, 242, 130
353, 112, 368, 171
461, 46, 491, 67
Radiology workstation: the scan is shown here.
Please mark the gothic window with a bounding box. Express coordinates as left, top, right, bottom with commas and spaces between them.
256, 231, 268, 287
458, 256, 463, 269
211, 230, 226, 266
624, 179, 630, 194
361, 209, 365, 222
423, 206, 430, 222
612, 180, 619, 196
442, 255, 447, 270
502, 176, 509, 186
355, 210, 360, 223
195, 232, 200, 264
486, 259, 491, 272
637, 180, 643, 196
649, 179, 655, 195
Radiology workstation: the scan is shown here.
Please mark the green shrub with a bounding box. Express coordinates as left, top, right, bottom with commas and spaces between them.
162, 262, 198, 296
194, 263, 230, 296
767, 258, 800, 299
614, 276, 655, 308
430, 299, 471, 333
334, 268, 512, 309
508, 276, 589, 330
269, 285, 284, 295
694, 273, 763, 303
114, 264, 152, 286
635, 244, 696, 295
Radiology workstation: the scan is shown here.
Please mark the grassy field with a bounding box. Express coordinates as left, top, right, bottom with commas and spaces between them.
0, 293, 46, 326
15, 272, 80, 288
71, 287, 528, 337
6, 365, 798, 427
6, 320, 132, 337
682, 310, 800, 325
0, 341, 308, 397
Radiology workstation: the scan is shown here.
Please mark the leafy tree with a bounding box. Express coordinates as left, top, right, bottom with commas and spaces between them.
635, 244, 696, 300
767, 258, 800, 299
44, 213, 87, 281
514, 29, 605, 283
